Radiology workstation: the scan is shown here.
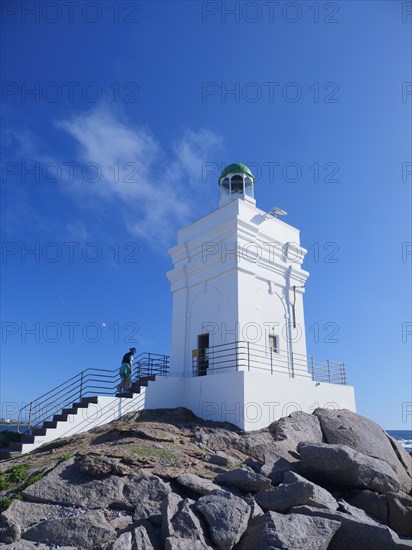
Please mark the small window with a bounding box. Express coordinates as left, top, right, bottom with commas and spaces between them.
220, 177, 230, 198
244, 177, 253, 197
269, 334, 279, 353
231, 175, 243, 194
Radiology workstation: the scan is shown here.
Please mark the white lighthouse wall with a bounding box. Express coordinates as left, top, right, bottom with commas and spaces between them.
169, 268, 240, 376
187, 272, 239, 363
144, 371, 246, 427
143, 372, 356, 431
242, 372, 356, 431
168, 198, 310, 376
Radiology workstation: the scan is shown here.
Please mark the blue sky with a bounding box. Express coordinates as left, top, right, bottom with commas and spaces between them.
1, 0, 411, 429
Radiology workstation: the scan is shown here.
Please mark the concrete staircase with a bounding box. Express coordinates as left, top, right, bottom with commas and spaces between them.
3, 375, 157, 457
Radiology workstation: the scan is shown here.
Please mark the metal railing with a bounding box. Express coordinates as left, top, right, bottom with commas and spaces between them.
192, 341, 346, 385
17, 352, 169, 435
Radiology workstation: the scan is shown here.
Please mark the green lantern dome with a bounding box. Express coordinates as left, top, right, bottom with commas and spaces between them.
219, 163, 254, 184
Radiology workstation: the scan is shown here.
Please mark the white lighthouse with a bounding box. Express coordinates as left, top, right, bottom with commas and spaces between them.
145, 163, 356, 429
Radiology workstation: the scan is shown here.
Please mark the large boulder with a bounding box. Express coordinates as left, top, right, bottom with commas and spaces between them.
216, 469, 272, 493
237, 510, 340, 550
165, 540, 215, 550
255, 471, 338, 512
133, 525, 157, 550
2, 500, 86, 534
387, 435, 412, 479
205, 451, 239, 467
76, 454, 129, 476
22, 459, 171, 516
21, 458, 125, 508
0, 516, 20, 544
298, 442, 400, 493
176, 473, 222, 496
103, 531, 133, 550
347, 490, 412, 537
127, 472, 171, 522
269, 411, 324, 445
195, 490, 251, 550
162, 494, 213, 549
260, 451, 295, 483
314, 409, 412, 492
0, 542, 77, 550
294, 504, 412, 549
22, 510, 116, 547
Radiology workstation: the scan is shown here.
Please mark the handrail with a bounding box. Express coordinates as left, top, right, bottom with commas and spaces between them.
192, 340, 347, 385
17, 351, 169, 434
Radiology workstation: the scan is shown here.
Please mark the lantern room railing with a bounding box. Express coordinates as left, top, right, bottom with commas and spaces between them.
192, 340, 347, 385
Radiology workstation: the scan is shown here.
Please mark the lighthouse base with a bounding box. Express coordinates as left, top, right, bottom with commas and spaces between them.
144, 371, 356, 431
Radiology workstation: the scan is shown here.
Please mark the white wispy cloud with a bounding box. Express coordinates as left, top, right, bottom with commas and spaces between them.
55, 107, 223, 249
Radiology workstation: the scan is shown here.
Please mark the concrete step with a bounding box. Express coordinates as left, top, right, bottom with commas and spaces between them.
32, 428, 47, 436
53, 413, 69, 422
136, 375, 156, 386
80, 396, 99, 404
72, 401, 89, 409
21, 434, 35, 444
43, 421, 58, 429
129, 384, 141, 393
62, 408, 76, 415
115, 391, 134, 398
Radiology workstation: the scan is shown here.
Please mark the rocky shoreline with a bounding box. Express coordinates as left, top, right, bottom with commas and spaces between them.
0, 407, 411, 549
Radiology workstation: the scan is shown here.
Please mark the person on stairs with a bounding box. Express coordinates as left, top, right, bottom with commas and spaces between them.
117, 347, 136, 393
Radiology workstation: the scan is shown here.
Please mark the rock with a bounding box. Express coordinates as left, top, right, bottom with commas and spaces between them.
255, 471, 337, 512
346, 490, 388, 526
76, 453, 131, 477
347, 490, 412, 537
268, 411, 324, 446
128, 472, 171, 522
0, 516, 20, 544
76, 453, 116, 476
298, 442, 400, 493
162, 495, 212, 548
243, 457, 261, 472
260, 451, 295, 483
22, 460, 171, 515
193, 429, 208, 448
237, 510, 340, 550
387, 435, 412, 480
244, 496, 264, 519
314, 409, 412, 491
337, 499, 375, 520
2, 500, 85, 533
176, 473, 222, 496
133, 525, 156, 550
108, 514, 133, 531
294, 505, 412, 549
216, 468, 272, 493
205, 451, 238, 467
103, 531, 133, 550
387, 491, 412, 537
22, 458, 125, 508
0, 541, 78, 549
195, 490, 251, 550
165, 539, 214, 550
135, 407, 201, 425
22, 510, 116, 547
128, 425, 176, 442
133, 519, 162, 550
162, 493, 182, 539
